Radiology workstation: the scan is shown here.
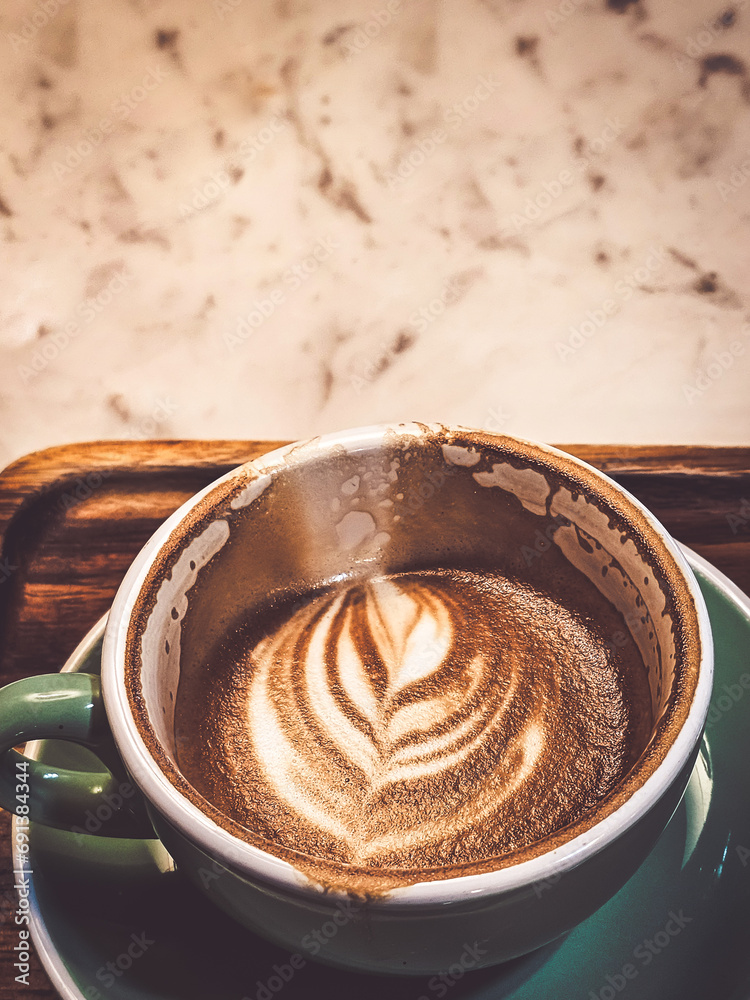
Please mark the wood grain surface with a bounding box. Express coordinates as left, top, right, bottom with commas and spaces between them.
0, 440, 748, 998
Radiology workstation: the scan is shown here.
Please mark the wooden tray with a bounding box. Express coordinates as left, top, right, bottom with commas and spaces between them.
1, 441, 749, 998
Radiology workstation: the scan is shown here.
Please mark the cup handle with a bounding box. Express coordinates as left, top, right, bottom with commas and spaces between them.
0, 672, 155, 837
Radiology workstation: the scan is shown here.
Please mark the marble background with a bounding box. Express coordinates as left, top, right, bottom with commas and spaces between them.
1, 0, 749, 470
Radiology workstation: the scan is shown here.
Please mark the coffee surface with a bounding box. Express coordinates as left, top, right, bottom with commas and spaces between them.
175, 568, 653, 877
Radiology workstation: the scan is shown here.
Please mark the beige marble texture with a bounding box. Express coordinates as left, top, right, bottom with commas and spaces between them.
1, 0, 749, 470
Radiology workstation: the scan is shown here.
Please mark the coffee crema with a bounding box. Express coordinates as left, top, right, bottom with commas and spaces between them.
175, 568, 653, 880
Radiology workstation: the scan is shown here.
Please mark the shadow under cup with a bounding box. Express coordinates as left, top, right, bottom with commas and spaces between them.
116, 425, 709, 972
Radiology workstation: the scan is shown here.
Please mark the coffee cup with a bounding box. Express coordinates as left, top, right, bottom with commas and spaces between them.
0, 424, 712, 974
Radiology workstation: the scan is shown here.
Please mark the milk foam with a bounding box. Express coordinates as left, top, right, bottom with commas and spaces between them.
175, 569, 651, 872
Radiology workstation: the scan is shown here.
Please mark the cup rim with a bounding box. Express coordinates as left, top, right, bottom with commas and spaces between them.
101, 423, 713, 905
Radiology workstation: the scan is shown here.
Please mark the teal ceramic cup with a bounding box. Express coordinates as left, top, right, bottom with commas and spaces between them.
0, 425, 713, 974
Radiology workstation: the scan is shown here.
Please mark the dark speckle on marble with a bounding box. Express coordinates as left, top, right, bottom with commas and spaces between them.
625, 132, 647, 150
392, 330, 416, 354
669, 247, 699, 270
515, 35, 541, 75
155, 29, 179, 50
695, 273, 717, 294
46, 12, 78, 68
320, 364, 334, 406
118, 228, 171, 251
318, 167, 333, 192
84, 260, 129, 299
478, 233, 524, 253
322, 25, 353, 45
197, 295, 216, 320
637, 32, 669, 49
690, 271, 743, 308
695, 334, 709, 365
336, 185, 371, 223
231, 216, 251, 239
693, 151, 711, 171
698, 53, 746, 87
364, 349, 392, 380
103, 170, 133, 205
107, 393, 131, 423
515, 36, 538, 57
318, 168, 371, 223
400, 6, 438, 74
716, 7, 737, 28
281, 57, 370, 223
8, 154, 26, 178
447, 267, 486, 301
606, 0, 641, 11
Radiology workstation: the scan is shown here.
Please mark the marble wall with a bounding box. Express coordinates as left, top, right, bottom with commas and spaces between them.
1, 0, 749, 467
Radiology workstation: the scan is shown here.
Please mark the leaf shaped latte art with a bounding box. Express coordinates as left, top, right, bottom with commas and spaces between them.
221, 569, 643, 870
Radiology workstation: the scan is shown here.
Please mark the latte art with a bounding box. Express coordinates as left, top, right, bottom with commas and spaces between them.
175, 570, 653, 875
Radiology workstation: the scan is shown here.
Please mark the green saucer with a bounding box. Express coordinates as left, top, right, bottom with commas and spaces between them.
12, 549, 750, 1000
